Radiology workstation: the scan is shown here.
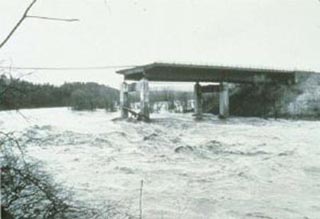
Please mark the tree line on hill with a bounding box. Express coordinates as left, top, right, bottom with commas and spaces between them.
0, 74, 119, 111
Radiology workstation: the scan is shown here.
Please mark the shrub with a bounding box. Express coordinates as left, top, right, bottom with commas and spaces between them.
0, 132, 132, 219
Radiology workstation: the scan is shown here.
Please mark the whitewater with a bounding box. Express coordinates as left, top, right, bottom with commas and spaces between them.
1, 107, 319, 218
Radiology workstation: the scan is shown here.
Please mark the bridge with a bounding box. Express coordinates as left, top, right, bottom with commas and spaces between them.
117, 62, 305, 121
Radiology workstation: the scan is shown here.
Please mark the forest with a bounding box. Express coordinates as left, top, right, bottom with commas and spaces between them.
0, 74, 119, 111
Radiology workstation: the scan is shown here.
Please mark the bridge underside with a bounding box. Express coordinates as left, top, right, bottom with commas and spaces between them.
116, 62, 302, 121
117, 62, 297, 84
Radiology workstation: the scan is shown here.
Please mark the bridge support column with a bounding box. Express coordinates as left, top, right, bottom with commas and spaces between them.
194, 82, 202, 119
120, 82, 129, 119
219, 82, 229, 119
139, 78, 150, 121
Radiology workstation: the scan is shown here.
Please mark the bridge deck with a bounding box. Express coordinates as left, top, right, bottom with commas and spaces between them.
117, 62, 301, 84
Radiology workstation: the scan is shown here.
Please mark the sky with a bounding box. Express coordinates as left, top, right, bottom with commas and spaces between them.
0, 0, 320, 88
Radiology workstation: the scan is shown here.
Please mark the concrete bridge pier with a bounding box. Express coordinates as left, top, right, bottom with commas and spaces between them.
139, 78, 150, 121
120, 82, 129, 119
219, 82, 229, 119
194, 82, 203, 119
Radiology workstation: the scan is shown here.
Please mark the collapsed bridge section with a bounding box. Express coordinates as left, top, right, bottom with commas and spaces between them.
117, 62, 301, 121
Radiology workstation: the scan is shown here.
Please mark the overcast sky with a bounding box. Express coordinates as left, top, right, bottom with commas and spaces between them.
0, 0, 320, 88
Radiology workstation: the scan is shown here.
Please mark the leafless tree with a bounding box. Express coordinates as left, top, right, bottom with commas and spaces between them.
0, 0, 79, 50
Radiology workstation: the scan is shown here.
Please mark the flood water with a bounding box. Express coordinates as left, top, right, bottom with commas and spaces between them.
1, 107, 320, 218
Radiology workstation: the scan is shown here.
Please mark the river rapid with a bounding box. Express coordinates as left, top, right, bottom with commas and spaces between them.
1, 107, 319, 219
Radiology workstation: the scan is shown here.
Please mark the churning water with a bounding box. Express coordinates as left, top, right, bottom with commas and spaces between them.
1, 108, 320, 218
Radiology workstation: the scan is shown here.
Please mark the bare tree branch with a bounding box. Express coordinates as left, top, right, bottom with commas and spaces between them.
0, 0, 38, 49
26, 15, 79, 22
0, 0, 79, 49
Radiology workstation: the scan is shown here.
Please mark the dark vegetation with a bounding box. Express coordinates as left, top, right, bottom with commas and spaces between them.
0, 74, 119, 111
230, 83, 286, 118
229, 74, 320, 119
0, 132, 132, 219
